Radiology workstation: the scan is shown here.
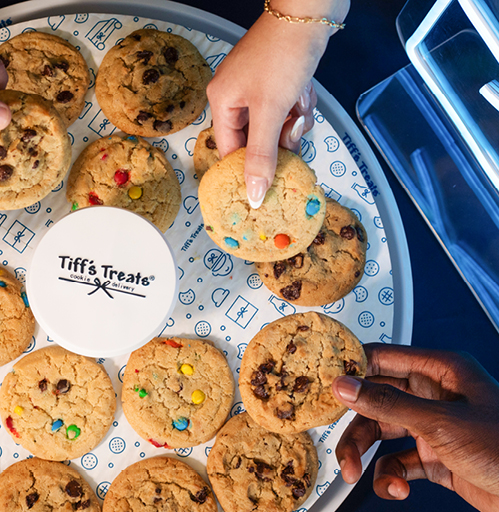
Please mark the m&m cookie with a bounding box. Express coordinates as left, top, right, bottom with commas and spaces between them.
198, 147, 326, 262
0, 345, 116, 460
122, 337, 235, 448
66, 133, 181, 232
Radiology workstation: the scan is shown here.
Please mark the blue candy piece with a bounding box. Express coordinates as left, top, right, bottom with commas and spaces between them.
306, 197, 321, 217
52, 419, 64, 432
21, 292, 30, 308
0, 281, 6, 288
172, 417, 189, 431
126, 135, 138, 141
224, 237, 239, 249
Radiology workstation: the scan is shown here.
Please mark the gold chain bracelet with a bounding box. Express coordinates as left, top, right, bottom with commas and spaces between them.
263, 0, 346, 29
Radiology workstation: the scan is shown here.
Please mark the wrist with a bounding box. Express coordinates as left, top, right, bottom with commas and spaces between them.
269, 0, 350, 28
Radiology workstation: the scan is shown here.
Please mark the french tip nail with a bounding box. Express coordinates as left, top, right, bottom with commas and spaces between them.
290, 115, 305, 144
248, 195, 265, 209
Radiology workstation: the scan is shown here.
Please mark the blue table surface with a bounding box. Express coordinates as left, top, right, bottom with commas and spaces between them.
3, 1, 498, 511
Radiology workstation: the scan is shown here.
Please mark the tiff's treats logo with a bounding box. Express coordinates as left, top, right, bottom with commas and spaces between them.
58, 256, 154, 299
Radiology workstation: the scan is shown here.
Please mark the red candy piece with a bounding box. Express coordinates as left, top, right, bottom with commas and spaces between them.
148, 438, 171, 448
274, 233, 291, 249
164, 339, 182, 348
6, 416, 20, 438
114, 169, 129, 187
88, 192, 103, 205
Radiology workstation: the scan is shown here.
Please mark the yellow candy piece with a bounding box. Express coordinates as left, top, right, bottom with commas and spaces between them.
14, 406, 23, 416
180, 363, 194, 376
128, 186, 143, 200
191, 389, 205, 404
259, 233, 267, 241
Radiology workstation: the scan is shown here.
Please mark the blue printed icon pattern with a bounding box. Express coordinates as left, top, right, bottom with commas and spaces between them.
0, 13, 395, 512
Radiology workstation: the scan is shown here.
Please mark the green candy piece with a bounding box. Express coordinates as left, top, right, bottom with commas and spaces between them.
66, 424, 81, 440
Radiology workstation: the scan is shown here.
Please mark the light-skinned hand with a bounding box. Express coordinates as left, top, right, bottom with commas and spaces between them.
331, 343, 499, 512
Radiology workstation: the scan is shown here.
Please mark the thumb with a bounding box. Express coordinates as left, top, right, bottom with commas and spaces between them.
332, 376, 442, 435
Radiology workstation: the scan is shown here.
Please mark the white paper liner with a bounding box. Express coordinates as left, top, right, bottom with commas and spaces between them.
0, 12, 394, 511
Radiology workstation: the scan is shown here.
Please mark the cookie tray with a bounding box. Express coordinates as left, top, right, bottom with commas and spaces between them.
0, 1, 414, 511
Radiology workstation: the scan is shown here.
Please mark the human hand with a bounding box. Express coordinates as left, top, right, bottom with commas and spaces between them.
331, 343, 499, 511
206, 0, 349, 208
0, 60, 11, 129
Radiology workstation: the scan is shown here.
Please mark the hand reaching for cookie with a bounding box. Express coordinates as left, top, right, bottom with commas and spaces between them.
331, 343, 499, 512
0, 60, 11, 129
207, 0, 350, 208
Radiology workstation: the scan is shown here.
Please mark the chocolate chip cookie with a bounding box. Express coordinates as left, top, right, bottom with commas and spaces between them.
207, 412, 318, 512
198, 147, 326, 262
0, 90, 72, 210
0, 345, 116, 461
193, 126, 219, 180
0, 31, 90, 127
122, 337, 235, 448
66, 133, 181, 232
0, 267, 35, 367
103, 456, 216, 512
239, 312, 367, 433
95, 29, 211, 137
0, 457, 101, 511
256, 198, 368, 305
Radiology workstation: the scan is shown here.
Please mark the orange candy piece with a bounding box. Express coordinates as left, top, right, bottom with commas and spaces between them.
274, 234, 291, 249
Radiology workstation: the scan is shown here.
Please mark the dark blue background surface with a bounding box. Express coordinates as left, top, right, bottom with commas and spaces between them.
4, 1, 499, 510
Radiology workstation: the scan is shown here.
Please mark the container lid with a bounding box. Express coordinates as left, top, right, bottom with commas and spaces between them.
401, 0, 499, 192
27, 206, 178, 357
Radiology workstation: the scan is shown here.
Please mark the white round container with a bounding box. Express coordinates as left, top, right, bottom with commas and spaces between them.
27, 206, 178, 357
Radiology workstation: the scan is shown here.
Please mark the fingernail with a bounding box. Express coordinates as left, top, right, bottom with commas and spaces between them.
289, 116, 305, 144
246, 175, 268, 209
339, 459, 346, 471
0, 103, 11, 130
388, 483, 403, 499
298, 89, 310, 111
335, 376, 362, 403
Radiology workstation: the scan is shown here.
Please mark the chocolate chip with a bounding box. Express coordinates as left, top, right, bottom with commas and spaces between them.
190, 487, 209, 504
253, 385, 269, 400
205, 225, 213, 232
179, 100, 185, 109
259, 361, 275, 374
293, 376, 309, 393
32, 160, 40, 170
303, 472, 311, 487
251, 371, 267, 387
205, 136, 217, 150
153, 497, 162, 504
136, 50, 153, 64
281, 463, 296, 485
75, 500, 91, 510
297, 325, 309, 331
0, 146, 7, 159
356, 226, 365, 243
136, 111, 152, 124
255, 462, 273, 481
340, 225, 356, 240
355, 270, 361, 278
38, 378, 48, 392
56, 379, 71, 394
153, 119, 172, 132
132, 34, 141, 41
286, 341, 297, 354
287, 254, 304, 269
0, 164, 13, 182
155, 488, 161, 494
163, 46, 179, 65
276, 406, 294, 420
42, 64, 54, 77
273, 261, 286, 279
21, 129, 37, 142
165, 104, 175, 113
65, 480, 83, 497
26, 493, 39, 509
142, 68, 159, 85
344, 360, 359, 376
234, 456, 242, 469
280, 281, 302, 301
56, 91, 74, 103
54, 61, 69, 72
292, 481, 306, 499
312, 231, 325, 245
